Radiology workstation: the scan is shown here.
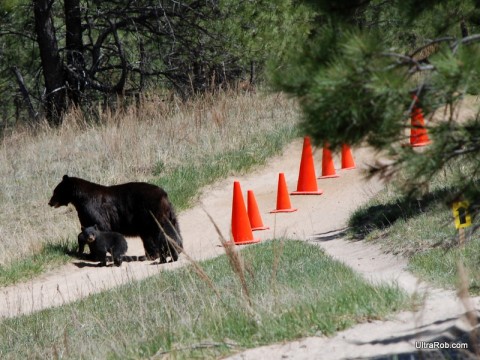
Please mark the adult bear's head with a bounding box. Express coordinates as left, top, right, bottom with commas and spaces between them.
48, 175, 74, 208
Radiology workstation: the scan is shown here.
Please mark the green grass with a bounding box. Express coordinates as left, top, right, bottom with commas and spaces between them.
0, 240, 410, 359
0, 240, 77, 287
410, 236, 480, 292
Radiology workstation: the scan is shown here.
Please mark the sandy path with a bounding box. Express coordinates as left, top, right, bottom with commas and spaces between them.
1, 138, 478, 358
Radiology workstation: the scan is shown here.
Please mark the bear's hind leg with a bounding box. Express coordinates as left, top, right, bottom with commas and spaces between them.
141, 235, 160, 260
162, 217, 181, 262
157, 227, 178, 263
167, 244, 179, 262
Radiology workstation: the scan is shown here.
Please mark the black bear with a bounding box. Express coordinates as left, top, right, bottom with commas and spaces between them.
78, 230, 147, 262
49, 175, 183, 263
81, 225, 128, 267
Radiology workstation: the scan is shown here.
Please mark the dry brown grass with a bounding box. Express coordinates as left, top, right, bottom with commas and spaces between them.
0, 91, 298, 265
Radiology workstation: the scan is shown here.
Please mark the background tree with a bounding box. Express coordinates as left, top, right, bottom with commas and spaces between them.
0, 1, 38, 124
272, 0, 480, 219
34, 0, 67, 125
0, 0, 309, 126
218, 0, 311, 85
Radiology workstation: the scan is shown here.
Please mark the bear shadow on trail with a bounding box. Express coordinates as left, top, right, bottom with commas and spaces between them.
47, 241, 110, 267
41, 242, 109, 267
348, 186, 455, 240
72, 256, 155, 268
66, 251, 114, 268
72, 261, 107, 268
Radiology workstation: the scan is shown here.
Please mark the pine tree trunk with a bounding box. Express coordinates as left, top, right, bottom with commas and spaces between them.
64, 0, 84, 106
33, 0, 66, 125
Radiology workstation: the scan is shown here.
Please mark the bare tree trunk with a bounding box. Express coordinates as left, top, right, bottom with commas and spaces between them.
64, 0, 84, 106
33, 0, 66, 125
11, 66, 38, 121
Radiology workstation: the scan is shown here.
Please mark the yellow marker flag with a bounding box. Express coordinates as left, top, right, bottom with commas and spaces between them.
452, 201, 472, 229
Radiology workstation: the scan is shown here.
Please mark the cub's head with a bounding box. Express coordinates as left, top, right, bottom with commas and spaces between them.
48, 175, 73, 208
81, 225, 99, 243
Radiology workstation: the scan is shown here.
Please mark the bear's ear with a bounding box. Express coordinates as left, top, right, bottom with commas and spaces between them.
94, 224, 99, 230
62, 174, 69, 181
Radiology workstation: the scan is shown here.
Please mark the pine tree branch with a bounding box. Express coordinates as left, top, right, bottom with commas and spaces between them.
452, 34, 480, 54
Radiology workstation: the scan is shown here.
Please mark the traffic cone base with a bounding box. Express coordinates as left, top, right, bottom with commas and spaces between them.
222, 239, 260, 247
291, 189, 323, 195
232, 238, 261, 245
231, 181, 260, 245
271, 208, 298, 213
247, 190, 270, 231
402, 140, 431, 148
318, 173, 340, 179
411, 140, 431, 147
291, 137, 324, 195
271, 173, 297, 213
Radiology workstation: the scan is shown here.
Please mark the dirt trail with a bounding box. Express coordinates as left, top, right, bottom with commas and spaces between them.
0, 139, 375, 318
1, 139, 478, 359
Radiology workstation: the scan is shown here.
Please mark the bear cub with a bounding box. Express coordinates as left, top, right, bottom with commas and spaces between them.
80, 225, 128, 267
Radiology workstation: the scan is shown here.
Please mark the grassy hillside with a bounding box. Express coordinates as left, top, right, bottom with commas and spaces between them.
0, 91, 298, 269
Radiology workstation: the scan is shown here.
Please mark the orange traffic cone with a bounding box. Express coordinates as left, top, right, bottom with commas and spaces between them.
291, 137, 323, 195
318, 143, 340, 179
247, 190, 269, 231
410, 96, 431, 147
231, 181, 260, 245
271, 173, 297, 213
341, 144, 356, 170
